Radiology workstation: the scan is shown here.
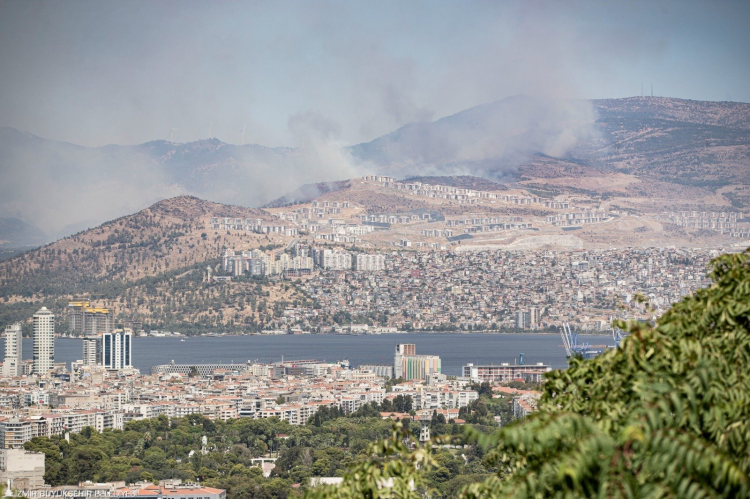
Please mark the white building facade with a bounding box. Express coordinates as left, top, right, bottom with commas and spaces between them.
355, 253, 385, 271
318, 249, 352, 270
2, 323, 22, 377
32, 308, 54, 374
82, 337, 100, 366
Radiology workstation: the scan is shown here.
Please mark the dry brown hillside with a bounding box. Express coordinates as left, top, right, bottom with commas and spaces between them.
0, 196, 288, 296
0, 195, 309, 334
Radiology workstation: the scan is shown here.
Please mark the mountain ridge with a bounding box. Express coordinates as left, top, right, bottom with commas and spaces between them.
3, 95, 748, 153
2, 96, 749, 242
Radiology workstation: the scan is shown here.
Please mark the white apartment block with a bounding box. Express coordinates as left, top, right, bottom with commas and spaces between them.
2, 323, 22, 377
546, 210, 608, 227
355, 253, 385, 271
32, 307, 54, 374
0, 418, 33, 449
318, 249, 352, 270
222, 248, 313, 277
123, 402, 203, 422
82, 337, 100, 366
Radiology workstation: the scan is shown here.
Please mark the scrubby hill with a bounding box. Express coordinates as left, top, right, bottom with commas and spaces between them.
0, 196, 312, 333
589, 97, 750, 187
351, 96, 750, 202
0, 196, 266, 296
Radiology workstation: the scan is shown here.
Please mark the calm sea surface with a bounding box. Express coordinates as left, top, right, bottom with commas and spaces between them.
3, 333, 614, 375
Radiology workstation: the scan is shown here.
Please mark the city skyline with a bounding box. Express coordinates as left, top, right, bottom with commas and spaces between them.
0, 2, 747, 496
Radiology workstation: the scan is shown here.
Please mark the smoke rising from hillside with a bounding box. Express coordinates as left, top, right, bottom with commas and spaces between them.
0, 110, 370, 241
351, 97, 599, 180
209, 112, 367, 208
287, 111, 366, 183
0, 95, 595, 241
4, 2, 746, 238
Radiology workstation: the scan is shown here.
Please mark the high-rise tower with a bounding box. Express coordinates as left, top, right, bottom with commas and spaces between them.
68, 301, 113, 336
33, 307, 55, 374
102, 329, 133, 371
82, 336, 101, 366
2, 323, 23, 377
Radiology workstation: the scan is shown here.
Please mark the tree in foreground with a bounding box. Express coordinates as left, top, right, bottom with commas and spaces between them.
305, 423, 436, 498
309, 249, 750, 498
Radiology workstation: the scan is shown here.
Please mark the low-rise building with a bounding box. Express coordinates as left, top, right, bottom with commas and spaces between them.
0, 448, 45, 490
463, 363, 551, 383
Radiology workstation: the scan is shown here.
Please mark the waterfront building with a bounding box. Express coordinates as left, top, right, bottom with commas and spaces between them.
32, 307, 54, 374
101, 329, 133, 371
393, 344, 440, 380
151, 361, 251, 377
68, 301, 86, 332
359, 364, 393, 378
395, 344, 415, 356
515, 310, 529, 329
398, 355, 441, 381
2, 323, 22, 377
529, 307, 539, 328
393, 344, 415, 379
462, 362, 551, 383
68, 301, 113, 336
82, 336, 101, 366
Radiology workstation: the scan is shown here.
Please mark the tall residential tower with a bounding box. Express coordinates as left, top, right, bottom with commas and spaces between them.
2, 323, 22, 377
82, 336, 101, 366
32, 307, 54, 374
102, 329, 133, 371
68, 301, 113, 336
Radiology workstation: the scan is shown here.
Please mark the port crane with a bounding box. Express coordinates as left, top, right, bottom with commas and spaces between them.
612, 325, 629, 348
560, 322, 603, 359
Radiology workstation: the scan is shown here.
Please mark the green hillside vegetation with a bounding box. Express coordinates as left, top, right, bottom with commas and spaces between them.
309, 248, 750, 498
0, 259, 310, 335
116, 270, 310, 334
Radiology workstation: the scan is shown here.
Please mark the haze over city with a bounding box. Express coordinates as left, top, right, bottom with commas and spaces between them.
0, 3, 749, 497
1, 0, 749, 147
1, 0, 749, 239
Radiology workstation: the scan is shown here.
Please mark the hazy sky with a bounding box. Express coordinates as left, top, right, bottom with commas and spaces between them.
1, 0, 748, 148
